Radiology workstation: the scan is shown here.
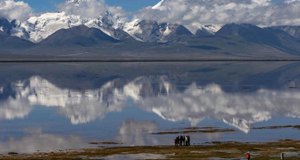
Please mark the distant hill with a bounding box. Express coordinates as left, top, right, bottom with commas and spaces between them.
216, 23, 300, 54
270, 26, 300, 40
0, 30, 34, 49
40, 25, 120, 46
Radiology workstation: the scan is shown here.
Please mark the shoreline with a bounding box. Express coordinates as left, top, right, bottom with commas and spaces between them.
1, 139, 299, 159
1, 59, 300, 63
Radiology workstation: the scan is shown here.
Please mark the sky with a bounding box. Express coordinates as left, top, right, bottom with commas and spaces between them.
2, 0, 300, 29
16, 0, 289, 13
17, 0, 161, 12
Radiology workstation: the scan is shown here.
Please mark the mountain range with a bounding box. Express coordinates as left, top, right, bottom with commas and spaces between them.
1, 1, 300, 60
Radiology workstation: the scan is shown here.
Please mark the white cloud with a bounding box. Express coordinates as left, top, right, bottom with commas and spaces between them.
0, 0, 127, 23
135, 0, 300, 32
0, 0, 33, 21
2, 0, 300, 32
58, 0, 127, 23
0, 97, 32, 120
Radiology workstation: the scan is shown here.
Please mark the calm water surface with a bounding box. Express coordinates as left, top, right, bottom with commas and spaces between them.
0, 62, 300, 154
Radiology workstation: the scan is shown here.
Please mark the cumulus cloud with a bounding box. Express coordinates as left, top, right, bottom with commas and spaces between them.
0, 0, 33, 21
58, 0, 127, 22
135, 0, 300, 32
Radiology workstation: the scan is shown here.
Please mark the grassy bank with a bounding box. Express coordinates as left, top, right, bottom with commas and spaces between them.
1, 139, 300, 159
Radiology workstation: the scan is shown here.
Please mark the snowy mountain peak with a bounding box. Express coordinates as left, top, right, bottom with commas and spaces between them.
201, 25, 222, 34
152, 0, 168, 10
11, 9, 127, 43
124, 19, 192, 42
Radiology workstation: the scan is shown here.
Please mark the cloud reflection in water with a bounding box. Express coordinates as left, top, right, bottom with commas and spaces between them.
0, 128, 87, 154
114, 120, 159, 146
1, 76, 300, 133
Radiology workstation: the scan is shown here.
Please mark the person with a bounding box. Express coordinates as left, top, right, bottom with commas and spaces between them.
174, 137, 178, 147
180, 135, 183, 146
187, 135, 190, 146
185, 136, 188, 146
246, 151, 250, 160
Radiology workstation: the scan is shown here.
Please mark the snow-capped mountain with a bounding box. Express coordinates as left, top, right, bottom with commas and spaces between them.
7, 0, 300, 45
9, 0, 127, 43
12, 11, 127, 43
149, 0, 222, 34
7, 0, 223, 43
121, 0, 222, 42
0, 18, 33, 47
197, 25, 222, 36
123, 19, 193, 42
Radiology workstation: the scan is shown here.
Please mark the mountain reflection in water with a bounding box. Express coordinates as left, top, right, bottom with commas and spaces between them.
1, 75, 300, 133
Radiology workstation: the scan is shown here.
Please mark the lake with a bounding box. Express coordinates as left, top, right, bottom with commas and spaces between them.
0, 62, 300, 154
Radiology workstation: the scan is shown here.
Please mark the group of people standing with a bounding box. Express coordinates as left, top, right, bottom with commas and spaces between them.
174, 135, 190, 146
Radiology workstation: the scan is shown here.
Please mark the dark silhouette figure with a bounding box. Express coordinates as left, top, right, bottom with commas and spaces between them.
175, 136, 179, 147
187, 135, 190, 146
180, 135, 184, 146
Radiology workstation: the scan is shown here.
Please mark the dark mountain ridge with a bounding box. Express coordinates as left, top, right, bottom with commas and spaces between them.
0, 30, 34, 49
40, 25, 120, 46
196, 28, 213, 37
0, 17, 13, 35
215, 23, 300, 54
269, 26, 300, 40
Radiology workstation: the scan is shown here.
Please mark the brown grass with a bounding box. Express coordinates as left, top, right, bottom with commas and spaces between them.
152, 128, 235, 135
2, 140, 300, 159
253, 125, 300, 130
89, 142, 123, 145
